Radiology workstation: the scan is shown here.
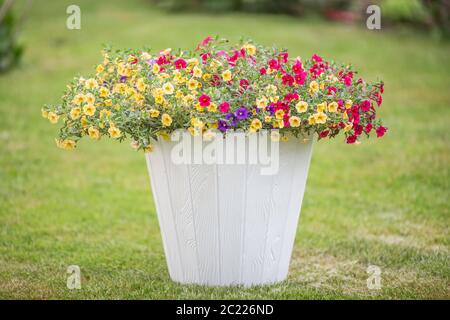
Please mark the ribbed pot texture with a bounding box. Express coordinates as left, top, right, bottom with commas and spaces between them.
145, 133, 313, 286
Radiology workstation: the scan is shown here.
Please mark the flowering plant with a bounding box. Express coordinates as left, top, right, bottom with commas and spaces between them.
43, 36, 387, 151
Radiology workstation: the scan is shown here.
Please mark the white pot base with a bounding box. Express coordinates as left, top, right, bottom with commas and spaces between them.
145, 134, 313, 286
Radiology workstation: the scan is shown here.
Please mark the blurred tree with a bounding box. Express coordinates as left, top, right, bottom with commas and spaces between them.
422, 0, 450, 39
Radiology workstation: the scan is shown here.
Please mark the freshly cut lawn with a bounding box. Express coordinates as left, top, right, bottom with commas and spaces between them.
0, 0, 449, 299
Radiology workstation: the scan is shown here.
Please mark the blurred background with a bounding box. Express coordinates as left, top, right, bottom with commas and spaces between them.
0, 0, 449, 299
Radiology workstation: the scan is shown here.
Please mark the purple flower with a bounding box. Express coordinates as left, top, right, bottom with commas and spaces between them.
265, 104, 275, 115
217, 120, 228, 132
119, 76, 127, 83
225, 112, 237, 127
235, 107, 249, 120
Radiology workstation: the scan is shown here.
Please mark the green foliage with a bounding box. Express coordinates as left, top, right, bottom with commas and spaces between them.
0, 4, 23, 73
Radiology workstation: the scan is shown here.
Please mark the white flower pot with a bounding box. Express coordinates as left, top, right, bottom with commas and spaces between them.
145, 133, 313, 286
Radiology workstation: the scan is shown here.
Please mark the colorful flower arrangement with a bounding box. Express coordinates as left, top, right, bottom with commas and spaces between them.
42, 36, 387, 151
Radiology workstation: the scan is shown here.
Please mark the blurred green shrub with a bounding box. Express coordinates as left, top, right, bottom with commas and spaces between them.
0, 0, 24, 74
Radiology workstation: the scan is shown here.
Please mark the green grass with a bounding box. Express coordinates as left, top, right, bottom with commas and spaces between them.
0, 0, 449, 299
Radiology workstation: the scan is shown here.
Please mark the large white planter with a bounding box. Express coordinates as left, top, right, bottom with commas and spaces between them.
145, 133, 313, 286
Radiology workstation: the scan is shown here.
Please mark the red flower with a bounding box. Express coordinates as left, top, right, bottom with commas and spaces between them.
292, 60, 303, 74
343, 76, 352, 86
174, 58, 187, 69
239, 79, 249, 90
365, 123, 373, 133
279, 52, 289, 63
259, 67, 267, 75
319, 130, 329, 139
376, 126, 387, 137
361, 100, 371, 112
327, 86, 337, 95
346, 135, 357, 144
281, 74, 294, 86
219, 101, 230, 113
294, 71, 307, 85
354, 124, 363, 136
198, 94, 211, 107
268, 59, 280, 70
195, 36, 213, 51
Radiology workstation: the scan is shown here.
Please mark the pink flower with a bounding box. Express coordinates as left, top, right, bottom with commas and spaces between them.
376, 126, 387, 137
219, 102, 230, 113
279, 52, 289, 63
312, 54, 323, 62
198, 94, 211, 107
174, 58, 186, 69
292, 60, 303, 74
259, 67, 267, 75
195, 36, 213, 51
343, 76, 352, 86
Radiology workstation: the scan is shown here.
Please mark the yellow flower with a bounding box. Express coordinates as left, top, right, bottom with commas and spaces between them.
256, 96, 268, 109
134, 93, 145, 106
152, 64, 160, 74
188, 127, 199, 136
187, 79, 199, 91
136, 78, 146, 92
149, 109, 160, 118
309, 80, 319, 93
281, 135, 289, 142
328, 101, 338, 112
187, 58, 199, 66
47, 112, 59, 124
83, 104, 96, 116
266, 84, 277, 95
88, 127, 100, 140
144, 145, 154, 153
264, 115, 272, 123
207, 103, 217, 112
96, 64, 104, 73
202, 73, 211, 81
130, 140, 140, 150
100, 109, 111, 118
175, 90, 184, 99
85, 93, 95, 105
191, 117, 204, 129
154, 95, 165, 105
270, 130, 280, 142
80, 116, 88, 127
342, 112, 348, 120
345, 99, 353, 109
243, 44, 256, 55
70, 107, 81, 120
319, 82, 325, 90
314, 112, 327, 124
269, 96, 279, 103
222, 70, 232, 82
308, 115, 316, 125
85, 78, 98, 89
41, 109, 48, 118
161, 113, 172, 127
104, 99, 113, 107
344, 123, 352, 132
193, 66, 203, 78
62, 139, 76, 150
99, 87, 109, 97
250, 118, 262, 132
295, 101, 308, 113
275, 109, 285, 120
162, 82, 174, 95
317, 102, 327, 113
73, 94, 85, 105
289, 116, 301, 127
108, 126, 121, 138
